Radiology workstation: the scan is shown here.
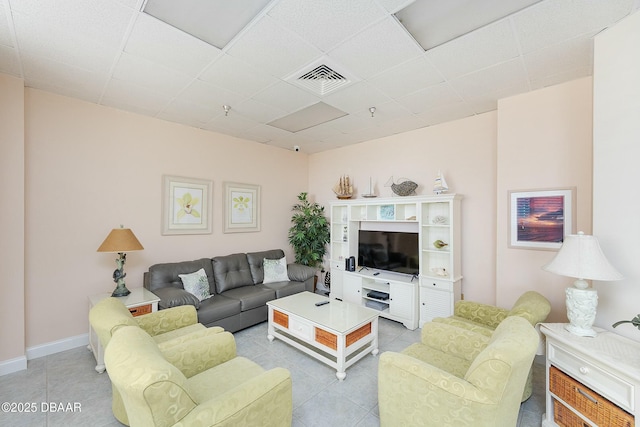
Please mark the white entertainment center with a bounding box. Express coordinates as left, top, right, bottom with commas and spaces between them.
329, 194, 462, 330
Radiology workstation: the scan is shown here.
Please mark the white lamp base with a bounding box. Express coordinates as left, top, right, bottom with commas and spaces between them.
565, 287, 598, 337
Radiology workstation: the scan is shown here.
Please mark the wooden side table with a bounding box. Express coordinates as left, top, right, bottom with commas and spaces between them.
540, 323, 640, 427
88, 287, 160, 373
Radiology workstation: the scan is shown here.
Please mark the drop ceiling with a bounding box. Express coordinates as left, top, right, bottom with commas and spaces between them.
0, 0, 637, 153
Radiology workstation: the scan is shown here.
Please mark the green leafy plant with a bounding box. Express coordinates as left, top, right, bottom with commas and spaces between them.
612, 314, 640, 330
288, 192, 330, 269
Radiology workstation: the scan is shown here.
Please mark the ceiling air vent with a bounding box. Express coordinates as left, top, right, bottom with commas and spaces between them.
288, 58, 358, 96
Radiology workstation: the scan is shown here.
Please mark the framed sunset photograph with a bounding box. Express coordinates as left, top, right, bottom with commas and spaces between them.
508, 188, 575, 250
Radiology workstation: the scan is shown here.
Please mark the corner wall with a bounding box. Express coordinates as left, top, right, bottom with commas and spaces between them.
593, 11, 640, 341
0, 74, 26, 373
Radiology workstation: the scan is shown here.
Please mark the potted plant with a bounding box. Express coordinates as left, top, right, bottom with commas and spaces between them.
288, 192, 330, 271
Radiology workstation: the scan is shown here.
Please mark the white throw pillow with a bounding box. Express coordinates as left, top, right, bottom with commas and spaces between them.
179, 268, 211, 301
263, 257, 289, 284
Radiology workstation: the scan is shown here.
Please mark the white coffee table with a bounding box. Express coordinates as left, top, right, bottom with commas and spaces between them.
267, 291, 379, 380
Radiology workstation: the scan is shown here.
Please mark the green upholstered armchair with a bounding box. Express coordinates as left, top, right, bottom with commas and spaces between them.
105, 326, 293, 427
89, 297, 222, 425
433, 290, 550, 401
434, 290, 551, 335
378, 316, 539, 427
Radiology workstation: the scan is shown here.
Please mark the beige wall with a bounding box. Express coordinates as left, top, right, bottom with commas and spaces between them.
593, 11, 640, 341
496, 77, 594, 322
309, 113, 498, 303
23, 89, 309, 347
0, 74, 26, 364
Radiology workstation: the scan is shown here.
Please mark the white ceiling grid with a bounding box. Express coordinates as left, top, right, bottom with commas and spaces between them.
1, 0, 638, 153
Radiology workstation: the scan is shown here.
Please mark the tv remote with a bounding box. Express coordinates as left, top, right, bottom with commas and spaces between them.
373, 272, 380, 276
315, 301, 330, 306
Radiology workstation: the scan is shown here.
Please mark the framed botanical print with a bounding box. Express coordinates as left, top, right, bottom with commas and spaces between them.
223, 182, 261, 233
162, 175, 213, 235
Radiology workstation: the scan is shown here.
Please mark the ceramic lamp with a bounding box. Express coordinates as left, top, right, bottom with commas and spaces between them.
542, 231, 623, 337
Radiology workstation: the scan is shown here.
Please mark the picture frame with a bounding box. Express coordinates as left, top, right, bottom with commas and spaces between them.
162, 175, 212, 235
223, 182, 261, 233
508, 188, 575, 250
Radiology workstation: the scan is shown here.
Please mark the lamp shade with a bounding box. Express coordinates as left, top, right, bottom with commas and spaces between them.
97, 228, 144, 253
542, 232, 622, 281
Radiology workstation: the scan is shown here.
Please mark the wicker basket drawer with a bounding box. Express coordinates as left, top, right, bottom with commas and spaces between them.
315, 328, 337, 350
548, 341, 634, 411
550, 366, 634, 427
128, 304, 152, 317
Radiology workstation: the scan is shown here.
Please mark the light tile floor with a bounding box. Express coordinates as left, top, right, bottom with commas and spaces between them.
0, 318, 545, 426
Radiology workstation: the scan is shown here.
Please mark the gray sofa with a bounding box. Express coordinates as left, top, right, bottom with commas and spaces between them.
143, 249, 316, 332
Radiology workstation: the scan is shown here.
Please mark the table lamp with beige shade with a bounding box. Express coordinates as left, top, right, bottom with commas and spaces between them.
97, 226, 144, 297
542, 231, 623, 337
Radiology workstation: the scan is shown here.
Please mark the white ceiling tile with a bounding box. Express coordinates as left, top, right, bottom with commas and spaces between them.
234, 98, 288, 123
252, 81, 320, 113
226, 15, 322, 78
368, 56, 444, 100
323, 114, 371, 133
512, 0, 634, 53
112, 53, 194, 97
0, 45, 21, 76
323, 81, 391, 114
125, 13, 222, 76
21, 54, 107, 97
199, 54, 278, 98
204, 113, 258, 134
375, 113, 425, 135
416, 102, 478, 127
241, 124, 295, 144
101, 78, 173, 116
426, 19, 520, 79
10, 0, 135, 48
377, 0, 416, 14
12, 12, 121, 73
529, 66, 592, 91
158, 98, 221, 127
329, 17, 423, 80
397, 82, 463, 114
295, 122, 345, 141
351, 100, 413, 122
267, 0, 387, 52
176, 80, 246, 110
0, 4, 14, 47
523, 34, 593, 81
25, 77, 102, 104
450, 59, 530, 100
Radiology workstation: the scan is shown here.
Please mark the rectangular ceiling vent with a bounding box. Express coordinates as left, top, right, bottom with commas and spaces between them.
287, 57, 359, 96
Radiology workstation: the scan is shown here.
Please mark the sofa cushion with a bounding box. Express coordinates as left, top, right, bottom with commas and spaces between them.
246, 249, 285, 284
196, 294, 242, 325
147, 258, 215, 294
213, 253, 254, 293
223, 286, 276, 311
179, 268, 212, 302
263, 257, 289, 284
261, 281, 306, 299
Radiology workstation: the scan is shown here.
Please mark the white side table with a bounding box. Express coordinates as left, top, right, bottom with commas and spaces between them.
88, 287, 160, 373
540, 322, 640, 427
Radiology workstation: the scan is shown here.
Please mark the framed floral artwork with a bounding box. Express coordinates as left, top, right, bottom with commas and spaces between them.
508, 187, 575, 250
223, 182, 261, 233
162, 175, 212, 235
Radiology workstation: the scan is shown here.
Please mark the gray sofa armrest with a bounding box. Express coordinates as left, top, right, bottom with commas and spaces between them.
153, 286, 201, 310
287, 263, 317, 282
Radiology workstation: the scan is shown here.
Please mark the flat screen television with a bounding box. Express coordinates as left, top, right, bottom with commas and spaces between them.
358, 230, 419, 276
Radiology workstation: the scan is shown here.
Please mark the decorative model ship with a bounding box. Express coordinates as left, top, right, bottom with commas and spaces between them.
434, 170, 448, 195
333, 175, 353, 199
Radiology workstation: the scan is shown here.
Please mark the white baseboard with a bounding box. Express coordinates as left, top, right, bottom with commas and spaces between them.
26, 333, 89, 360
0, 356, 27, 376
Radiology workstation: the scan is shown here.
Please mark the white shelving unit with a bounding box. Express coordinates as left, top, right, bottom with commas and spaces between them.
329, 194, 462, 329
